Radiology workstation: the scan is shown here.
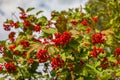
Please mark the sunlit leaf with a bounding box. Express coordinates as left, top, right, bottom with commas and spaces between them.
36, 10, 43, 15
26, 7, 35, 12
18, 7, 24, 12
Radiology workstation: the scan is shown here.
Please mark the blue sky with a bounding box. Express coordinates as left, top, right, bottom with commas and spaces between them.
0, 0, 88, 40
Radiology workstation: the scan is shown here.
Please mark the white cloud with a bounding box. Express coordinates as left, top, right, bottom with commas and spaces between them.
0, 0, 88, 40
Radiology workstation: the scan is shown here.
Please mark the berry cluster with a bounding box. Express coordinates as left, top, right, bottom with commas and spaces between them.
89, 46, 104, 57
9, 44, 16, 51
86, 27, 91, 33
20, 11, 27, 19
4, 62, 16, 72
0, 64, 3, 71
52, 32, 71, 46
92, 32, 105, 44
23, 20, 30, 28
81, 19, 87, 26
71, 20, 77, 25
8, 32, 16, 42
9, 21, 18, 28
91, 17, 98, 22
34, 25, 41, 32
20, 40, 30, 48
27, 58, 34, 64
100, 57, 108, 69
115, 48, 120, 53
114, 48, 120, 57
36, 49, 49, 63
51, 55, 64, 70
3, 21, 18, 31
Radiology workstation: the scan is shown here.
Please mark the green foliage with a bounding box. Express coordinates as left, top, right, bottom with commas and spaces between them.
0, 0, 120, 80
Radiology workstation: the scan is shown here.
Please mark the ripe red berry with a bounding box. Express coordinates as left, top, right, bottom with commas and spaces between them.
3, 24, 11, 31
81, 19, 87, 26
23, 20, 30, 27
20, 11, 27, 19
71, 20, 77, 25
91, 17, 98, 22
9, 44, 16, 51
36, 49, 49, 63
90, 46, 104, 57
4, 62, 16, 72
34, 25, 41, 32
8, 32, 16, 39
90, 51, 97, 58
10, 21, 18, 28
100, 63, 108, 69
86, 27, 91, 33
0, 64, 3, 71
115, 48, 120, 53
51, 56, 64, 70
27, 58, 34, 64
52, 31, 71, 46
20, 40, 30, 48
92, 32, 105, 44
114, 48, 120, 57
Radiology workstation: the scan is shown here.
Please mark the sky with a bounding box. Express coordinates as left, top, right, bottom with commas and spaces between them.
0, 0, 88, 40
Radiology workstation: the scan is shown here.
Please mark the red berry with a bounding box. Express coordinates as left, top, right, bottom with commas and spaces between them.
20, 40, 30, 48
36, 49, 49, 63
90, 46, 104, 57
81, 19, 87, 26
92, 32, 105, 44
71, 20, 77, 25
9, 44, 16, 51
8, 32, 16, 39
34, 25, 41, 32
20, 11, 27, 19
51, 55, 64, 70
3, 24, 11, 31
115, 48, 120, 53
92, 17, 98, 22
27, 58, 34, 64
23, 20, 30, 27
52, 31, 71, 46
0, 64, 3, 71
4, 62, 16, 72
86, 27, 91, 33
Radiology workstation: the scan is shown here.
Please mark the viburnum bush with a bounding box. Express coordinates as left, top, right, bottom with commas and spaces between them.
0, 0, 120, 80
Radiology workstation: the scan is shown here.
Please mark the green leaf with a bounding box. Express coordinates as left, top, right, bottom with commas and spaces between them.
86, 63, 100, 74
86, 64, 94, 70
0, 40, 6, 45
26, 7, 35, 12
37, 16, 47, 25
82, 67, 88, 77
116, 72, 120, 76
0, 58, 5, 63
108, 56, 117, 63
14, 45, 24, 52
36, 10, 43, 15
4, 50, 13, 60
95, 61, 101, 67
29, 61, 39, 73
48, 46, 59, 55
18, 7, 24, 12
61, 53, 66, 61
42, 27, 57, 34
